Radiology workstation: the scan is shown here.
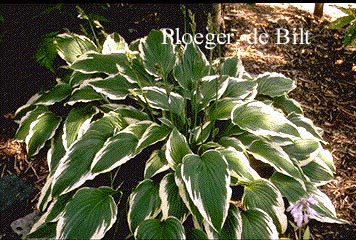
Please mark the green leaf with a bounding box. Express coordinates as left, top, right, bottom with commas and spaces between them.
102, 32, 128, 54
66, 85, 104, 106
159, 173, 189, 222
316, 148, 336, 173
70, 52, 129, 75
301, 156, 334, 184
343, 22, 356, 46
118, 57, 155, 86
273, 95, 303, 115
242, 179, 287, 233
181, 150, 232, 232
137, 86, 185, 115
190, 121, 214, 145
166, 128, 192, 169
55, 33, 97, 64
174, 164, 204, 225
87, 74, 134, 100
188, 228, 209, 239
63, 105, 99, 149
35, 32, 59, 73
69, 71, 93, 87
136, 123, 170, 153
48, 128, 66, 174
232, 101, 301, 139
33, 83, 72, 106
91, 132, 138, 174
240, 208, 279, 239
51, 112, 125, 197
139, 29, 176, 79
25, 111, 61, 157
45, 192, 75, 223
173, 42, 210, 91
305, 182, 350, 224
198, 75, 229, 110
26, 222, 57, 239
218, 203, 242, 239
329, 14, 355, 29
208, 98, 242, 121
287, 112, 324, 141
222, 77, 257, 100
128, 179, 161, 232
271, 173, 349, 224
219, 56, 244, 78
282, 138, 320, 165
256, 72, 296, 97
134, 217, 185, 240
144, 149, 169, 179
219, 147, 260, 184
246, 139, 304, 184
15, 105, 48, 141
270, 172, 307, 203
57, 187, 118, 239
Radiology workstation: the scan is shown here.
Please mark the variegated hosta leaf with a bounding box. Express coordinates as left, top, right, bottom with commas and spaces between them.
66, 85, 104, 106
139, 29, 176, 79
256, 72, 296, 97
181, 150, 232, 232
271, 172, 349, 225
189, 121, 214, 145
70, 52, 128, 75
87, 74, 134, 101
208, 98, 242, 121
232, 101, 301, 140
219, 56, 244, 78
15, 105, 48, 141
56, 187, 119, 239
287, 112, 325, 142
102, 32, 128, 54
197, 75, 229, 110
144, 149, 169, 179
26, 222, 57, 239
118, 57, 155, 86
245, 139, 304, 184
240, 208, 279, 239
111, 104, 150, 124
173, 42, 210, 91
159, 173, 189, 222
55, 33, 97, 64
302, 156, 334, 185
221, 77, 257, 100
134, 217, 185, 240
136, 86, 185, 115
175, 164, 204, 227
69, 71, 93, 87
33, 83, 72, 106
316, 148, 336, 173
63, 105, 99, 149
219, 147, 260, 184
90, 132, 138, 174
91, 120, 170, 174
51, 112, 126, 197
282, 138, 320, 165
210, 203, 242, 240
25, 111, 61, 157
273, 94, 303, 115
128, 179, 161, 232
242, 179, 287, 233
166, 128, 192, 170
188, 228, 208, 239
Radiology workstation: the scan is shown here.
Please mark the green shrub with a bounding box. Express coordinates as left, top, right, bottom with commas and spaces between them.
329, 5, 356, 47
15, 29, 347, 239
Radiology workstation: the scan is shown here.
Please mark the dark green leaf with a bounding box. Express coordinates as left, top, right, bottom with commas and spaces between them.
134, 217, 185, 239
139, 29, 176, 79
128, 179, 161, 232
57, 187, 118, 239
181, 150, 231, 232
166, 128, 192, 169
144, 149, 169, 179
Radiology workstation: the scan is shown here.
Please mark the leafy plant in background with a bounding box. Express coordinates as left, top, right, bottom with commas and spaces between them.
329, 5, 356, 47
14, 25, 349, 239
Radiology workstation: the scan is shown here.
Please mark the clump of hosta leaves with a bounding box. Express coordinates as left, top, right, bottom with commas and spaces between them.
15, 29, 348, 239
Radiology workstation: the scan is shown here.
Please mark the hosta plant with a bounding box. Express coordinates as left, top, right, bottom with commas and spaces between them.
15, 29, 348, 239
